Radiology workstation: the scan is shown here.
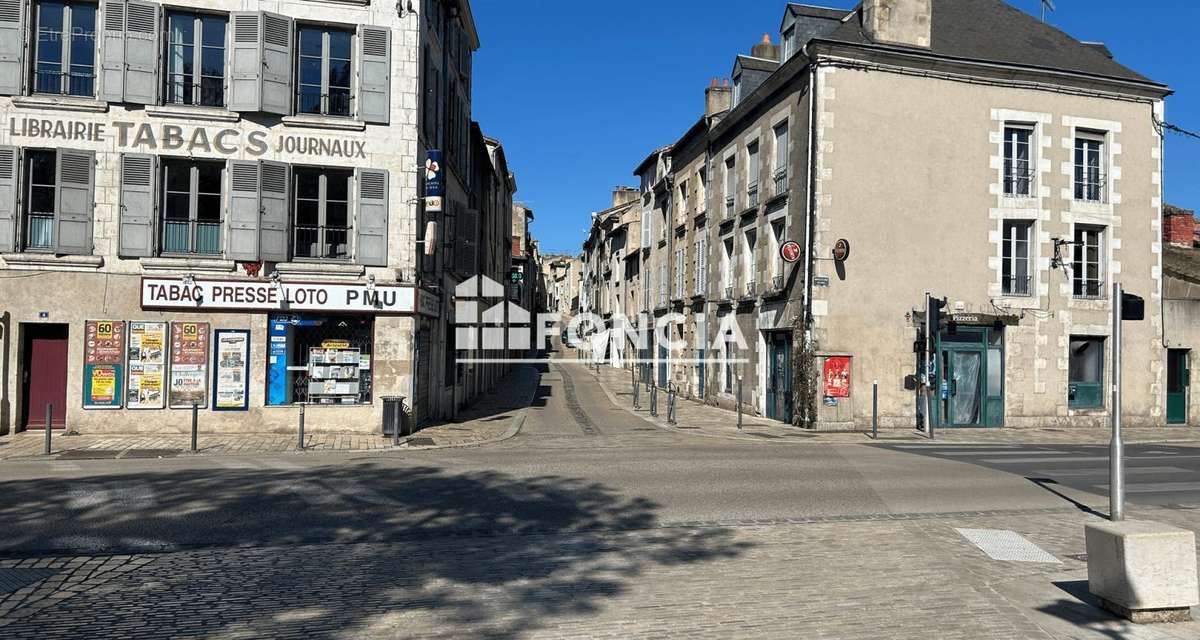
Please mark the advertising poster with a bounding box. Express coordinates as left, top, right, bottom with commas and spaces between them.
127, 321, 167, 409
169, 321, 210, 409
823, 356, 852, 398
83, 320, 126, 409
213, 330, 250, 411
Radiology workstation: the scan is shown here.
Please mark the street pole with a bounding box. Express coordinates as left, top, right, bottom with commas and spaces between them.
924, 292, 936, 440
1111, 281, 1125, 521
737, 370, 743, 431
298, 403, 306, 451
872, 379, 879, 439
190, 402, 199, 453
43, 404, 53, 455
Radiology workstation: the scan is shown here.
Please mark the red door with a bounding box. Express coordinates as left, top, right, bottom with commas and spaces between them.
23, 324, 69, 429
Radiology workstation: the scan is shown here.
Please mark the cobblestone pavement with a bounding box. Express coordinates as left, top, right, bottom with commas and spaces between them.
589, 365, 1200, 446
0, 366, 539, 460
2, 504, 1199, 638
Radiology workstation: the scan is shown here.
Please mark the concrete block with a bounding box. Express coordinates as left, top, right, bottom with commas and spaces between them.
1086, 520, 1199, 623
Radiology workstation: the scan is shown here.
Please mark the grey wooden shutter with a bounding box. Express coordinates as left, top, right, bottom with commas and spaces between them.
122, 1, 159, 104
358, 26, 390, 124
0, 0, 25, 96
54, 151, 95, 255
258, 160, 289, 262
100, 1, 125, 101
229, 12, 262, 112
226, 160, 261, 260
0, 146, 17, 251
354, 168, 388, 266
455, 208, 478, 275
260, 12, 293, 115
118, 153, 156, 257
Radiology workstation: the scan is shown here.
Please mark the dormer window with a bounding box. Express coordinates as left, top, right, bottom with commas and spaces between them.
783, 26, 795, 60
732, 74, 741, 104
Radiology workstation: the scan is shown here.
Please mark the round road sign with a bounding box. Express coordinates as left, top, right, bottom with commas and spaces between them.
780, 240, 802, 264
832, 238, 851, 262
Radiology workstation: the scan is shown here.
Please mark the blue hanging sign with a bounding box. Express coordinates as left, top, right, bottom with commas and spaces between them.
425, 150, 444, 197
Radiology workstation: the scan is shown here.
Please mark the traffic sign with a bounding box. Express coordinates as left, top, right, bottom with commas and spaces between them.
780, 240, 802, 264
832, 239, 851, 262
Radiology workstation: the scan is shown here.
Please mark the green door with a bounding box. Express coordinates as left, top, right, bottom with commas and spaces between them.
1167, 349, 1189, 425
935, 326, 1004, 428
766, 333, 792, 423
944, 348, 984, 427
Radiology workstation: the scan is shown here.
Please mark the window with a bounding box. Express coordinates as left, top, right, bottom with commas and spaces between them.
33, 0, 97, 97
724, 334, 735, 393
658, 259, 667, 306
24, 150, 55, 249
697, 168, 707, 213
783, 26, 795, 60
722, 236, 734, 297
724, 156, 735, 216
1074, 132, 1106, 202
732, 74, 741, 104
20, 148, 93, 255
678, 178, 689, 215
743, 229, 757, 294
770, 220, 784, 284
1068, 336, 1104, 409
297, 25, 352, 117
293, 167, 352, 259
1001, 221, 1032, 296
694, 236, 707, 296
1003, 125, 1033, 197
1072, 226, 1104, 299
773, 122, 789, 194
747, 141, 759, 207
161, 159, 222, 255
267, 313, 374, 406
674, 246, 685, 298
422, 45, 439, 142
165, 12, 226, 107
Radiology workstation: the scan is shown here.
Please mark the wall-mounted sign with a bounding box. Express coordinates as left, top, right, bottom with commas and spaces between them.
780, 240, 802, 264
169, 322, 210, 409
417, 289, 441, 318
832, 239, 851, 262
83, 320, 126, 409
213, 330, 250, 411
823, 356, 851, 398
127, 321, 167, 409
425, 196, 444, 213
141, 277, 417, 315
424, 150, 444, 197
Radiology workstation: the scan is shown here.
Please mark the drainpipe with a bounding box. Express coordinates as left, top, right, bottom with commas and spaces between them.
800, 61, 819, 426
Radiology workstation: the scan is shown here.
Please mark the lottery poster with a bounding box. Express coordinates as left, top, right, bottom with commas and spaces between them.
169, 322, 210, 409
83, 320, 126, 409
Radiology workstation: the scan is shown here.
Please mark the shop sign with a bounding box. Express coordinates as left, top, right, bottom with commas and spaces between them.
127, 321, 167, 409
267, 320, 290, 407
780, 240, 802, 264
417, 288, 441, 318
169, 322, 210, 409
425, 150, 444, 197
321, 339, 351, 349
83, 320, 126, 409
141, 277, 417, 314
213, 330, 250, 411
823, 356, 851, 398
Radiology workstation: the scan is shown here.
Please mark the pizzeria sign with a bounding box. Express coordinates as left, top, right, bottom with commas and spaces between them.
141, 277, 419, 314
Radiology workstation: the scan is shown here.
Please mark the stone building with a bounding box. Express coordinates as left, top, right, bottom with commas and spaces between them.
1163, 206, 1199, 426
0, 0, 517, 435
541, 254, 581, 319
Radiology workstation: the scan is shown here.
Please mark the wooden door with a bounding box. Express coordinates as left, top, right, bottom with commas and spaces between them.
23, 324, 69, 429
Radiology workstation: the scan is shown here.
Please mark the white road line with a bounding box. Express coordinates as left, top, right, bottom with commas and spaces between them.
1101, 481, 1200, 494
1038, 466, 1191, 478
982, 455, 1200, 464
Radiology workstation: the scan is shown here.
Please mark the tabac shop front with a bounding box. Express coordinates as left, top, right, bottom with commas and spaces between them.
1, 274, 438, 435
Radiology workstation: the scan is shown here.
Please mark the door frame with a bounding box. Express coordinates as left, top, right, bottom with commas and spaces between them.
20, 322, 70, 430
1167, 348, 1190, 425
934, 325, 1004, 429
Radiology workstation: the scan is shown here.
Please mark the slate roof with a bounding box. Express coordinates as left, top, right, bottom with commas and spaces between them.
822, 0, 1163, 87
1165, 245, 1200, 287
736, 55, 781, 73
786, 3, 852, 21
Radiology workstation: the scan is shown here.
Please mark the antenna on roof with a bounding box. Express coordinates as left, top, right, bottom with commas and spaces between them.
1041, 0, 1056, 22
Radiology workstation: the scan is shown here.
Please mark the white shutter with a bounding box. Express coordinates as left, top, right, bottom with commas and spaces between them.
226, 160, 260, 260
355, 168, 388, 266
100, 1, 125, 101
54, 151, 96, 255
118, 153, 157, 257
229, 12, 262, 112
0, 0, 23, 95
259, 160, 290, 262
0, 146, 17, 251
122, 1, 159, 104
357, 25, 390, 124
260, 12, 293, 115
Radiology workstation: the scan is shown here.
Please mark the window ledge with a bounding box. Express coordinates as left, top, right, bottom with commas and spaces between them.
280, 116, 367, 132
144, 104, 240, 123
1, 253, 103, 270
276, 262, 366, 279
140, 257, 237, 274
12, 95, 109, 113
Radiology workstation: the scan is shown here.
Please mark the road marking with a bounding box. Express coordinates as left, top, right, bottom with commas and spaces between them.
982, 455, 1200, 464
1101, 481, 1200, 494
49, 461, 82, 472
956, 528, 1061, 563
214, 458, 260, 470
1038, 466, 1190, 478
259, 457, 306, 470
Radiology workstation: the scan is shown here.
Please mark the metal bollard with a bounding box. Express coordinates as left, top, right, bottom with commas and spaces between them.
191, 402, 199, 452
392, 403, 401, 447
650, 383, 658, 417
43, 404, 53, 455
737, 375, 743, 431
667, 384, 677, 425
871, 380, 878, 439
298, 403, 306, 450
632, 370, 641, 410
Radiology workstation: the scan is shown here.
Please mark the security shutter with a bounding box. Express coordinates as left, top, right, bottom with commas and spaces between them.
259, 160, 289, 262
455, 208, 478, 275
0, 146, 17, 251
100, 1, 125, 101
260, 12, 293, 115
226, 160, 260, 261
118, 153, 156, 257
0, 0, 24, 96
229, 12, 262, 112
123, 1, 159, 104
54, 151, 95, 255
355, 168, 388, 266
358, 25, 390, 124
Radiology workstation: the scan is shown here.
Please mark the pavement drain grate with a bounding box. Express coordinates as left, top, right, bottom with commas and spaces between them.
120, 449, 181, 459
407, 437, 436, 446
56, 449, 124, 460
0, 568, 58, 595
956, 528, 1061, 563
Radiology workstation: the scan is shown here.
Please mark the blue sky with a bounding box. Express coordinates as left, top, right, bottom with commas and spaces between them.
470, 1, 1200, 256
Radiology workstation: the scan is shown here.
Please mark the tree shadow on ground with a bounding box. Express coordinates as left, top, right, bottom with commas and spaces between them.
0, 461, 751, 639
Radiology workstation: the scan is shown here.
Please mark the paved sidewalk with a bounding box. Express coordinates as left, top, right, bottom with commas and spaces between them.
589, 365, 1200, 446
0, 366, 539, 460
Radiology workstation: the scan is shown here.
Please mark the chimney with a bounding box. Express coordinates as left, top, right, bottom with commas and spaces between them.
1163, 204, 1197, 248
750, 33, 780, 61
705, 77, 732, 118
612, 186, 639, 208
862, 0, 932, 49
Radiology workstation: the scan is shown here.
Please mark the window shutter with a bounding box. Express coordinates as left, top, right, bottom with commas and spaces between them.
260, 12, 293, 115
122, 1, 159, 104
100, 1, 125, 101
455, 208, 478, 275
0, 0, 24, 96
259, 160, 290, 262
226, 160, 261, 261
358, 25, 390, 124
355, 167, 388, 266
229, 12, 262, 112
54, 151, 95, 255
0, 146, 17, 251
640, 213, 650, 247
118, 153, 156, 257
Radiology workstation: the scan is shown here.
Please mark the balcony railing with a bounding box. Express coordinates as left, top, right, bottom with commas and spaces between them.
1002, 162, 1035, 197
773, 168, 788, 195
747, 183, 759, 208
1073, 278, 1106, 300
26, 214, 53, 249
1002, 275, 1032, 297
163, 220, 222, 255
724, 196, 735, 218
1073, 172, 1107, 203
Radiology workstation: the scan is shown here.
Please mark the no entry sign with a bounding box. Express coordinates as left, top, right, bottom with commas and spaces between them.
780, 240, 802, 264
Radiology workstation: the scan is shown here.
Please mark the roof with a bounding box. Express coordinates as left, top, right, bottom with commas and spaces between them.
735, 55, 781, 74
820, 0, 1163, 88
784, 3, 852, 27
633, 145, 673, 177
1165, 245, 1200, 287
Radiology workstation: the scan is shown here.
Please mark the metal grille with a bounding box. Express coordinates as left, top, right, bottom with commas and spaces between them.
956, 528, 1061, 563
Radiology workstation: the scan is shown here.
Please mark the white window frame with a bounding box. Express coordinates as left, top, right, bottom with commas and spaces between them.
1002, 124, 1035, 197
1000, 220, 1033, 296
1072, 225, 1105, 299
1073, 131, 1107, 203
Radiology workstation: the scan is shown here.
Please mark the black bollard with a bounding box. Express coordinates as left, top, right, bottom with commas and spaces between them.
871, 380, 879, 439
298, 403, 306, 450
191, 402, 199, 452
43, 404, 53, 455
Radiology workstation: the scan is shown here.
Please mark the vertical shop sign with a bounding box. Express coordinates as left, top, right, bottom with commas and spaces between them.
267, 317, 291, 406
213, 330, 250, 410
823, 356, 852, 398
127, 321, 167, 409
83, 320, 127, 409
169, 322, 210, 408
